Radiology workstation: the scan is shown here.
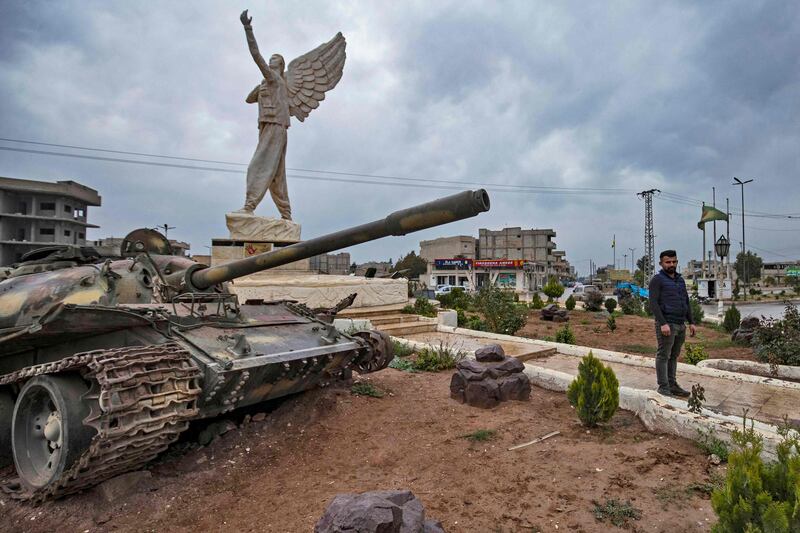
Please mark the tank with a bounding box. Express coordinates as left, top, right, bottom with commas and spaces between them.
0, 189, 489, 500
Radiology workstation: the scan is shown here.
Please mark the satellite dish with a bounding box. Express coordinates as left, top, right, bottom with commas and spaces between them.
120, 228, 174, 257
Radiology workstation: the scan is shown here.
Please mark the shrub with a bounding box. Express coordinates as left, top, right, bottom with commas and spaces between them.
695, 426, 730, 462
437, 287, 472, 311
529, 292, 544, 310
722, 304, 741, 333
351, 382, 384, 398
593, 499, 641, 528
555, 323, 576, 344
684, 343, 708, 365
388, 357, 417, 372
711, 417, 800, 532
412, 342, 466, 372
567, 351, 619, 427
391, 340, 415, 358
542, 276, 565, 302
585, 291, 604, 312
460, 429, 496, 442
753, 303, 800, 366
456, 308, 467, 326
463, 315, 488, 331
619, 295, 642, 315
690, 298, 704, 324
607, 315, 617, 331
604, 298, 617, 314
401, 297, 437, 318
473, 285, 527, 335
565, 294, 576, 311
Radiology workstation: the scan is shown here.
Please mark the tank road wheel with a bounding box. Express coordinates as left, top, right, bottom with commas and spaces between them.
0, 388, 14, 467
352, 330, 394, 374
11, 375, 95, 491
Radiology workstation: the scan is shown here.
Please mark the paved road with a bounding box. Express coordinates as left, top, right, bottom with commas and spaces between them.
701, 301, 793, 320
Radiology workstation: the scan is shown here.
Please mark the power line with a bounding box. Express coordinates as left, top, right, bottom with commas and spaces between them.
0, 137, 633, 194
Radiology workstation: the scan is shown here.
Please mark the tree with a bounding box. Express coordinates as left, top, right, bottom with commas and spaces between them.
566, 352, 619, 427
473, 285, 527, 335
542, 276, 565, 302
392, 251, 427, 279
734, 251, 763, 284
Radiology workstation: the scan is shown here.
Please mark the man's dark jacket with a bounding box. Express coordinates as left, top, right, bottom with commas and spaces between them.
648, 270, 693, 326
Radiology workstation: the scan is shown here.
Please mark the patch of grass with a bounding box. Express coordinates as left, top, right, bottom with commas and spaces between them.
694, 426, 730, 462
653, 484, 692, 509
412, 341, 466, 372
686, 473, 725, 496
592, 499, 642, 527
391, 340, 415, 358
388, 357, 417, 372
580, 319, 591, 325
620, 343, 657, 354
460, 429, 496, 442
351, 382, 385, 398
703, 338, 739, 350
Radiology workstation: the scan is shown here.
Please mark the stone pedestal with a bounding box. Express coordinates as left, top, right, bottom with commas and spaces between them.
212, 213, 309, 272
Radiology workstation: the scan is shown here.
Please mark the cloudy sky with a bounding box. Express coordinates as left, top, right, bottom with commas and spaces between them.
0, 1, 798, 275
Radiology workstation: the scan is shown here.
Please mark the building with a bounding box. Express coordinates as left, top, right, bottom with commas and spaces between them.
419, 236, 477, 262
682, 259, 704, 282
423, 226, 571, 292
0, 176, 101, 265
354, 261, 392, 277
309, 252, 351, 275
761, 260, 800, 285
92, 237, 191, 257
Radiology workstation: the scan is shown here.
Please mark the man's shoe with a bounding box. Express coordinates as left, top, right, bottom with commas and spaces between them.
670, 384, 691, 398
657, 386, 674, 397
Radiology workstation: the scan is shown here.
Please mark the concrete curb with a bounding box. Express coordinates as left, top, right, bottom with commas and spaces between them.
698, 358, 800, 382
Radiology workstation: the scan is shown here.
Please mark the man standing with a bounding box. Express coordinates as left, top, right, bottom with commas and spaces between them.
648, 250, 696, 397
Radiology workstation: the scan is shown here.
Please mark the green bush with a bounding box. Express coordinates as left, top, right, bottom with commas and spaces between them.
565, 294, 576, 311
620, 295, 642, 315
555, 323, 576, 344
401, 297, 438, 318
585, 291, 604, 312
529, 292, 544, 310
437, 287, 472, 311
607, 315, 617, 331
690, 298, 704, 324
566, 351, 619, 427
412, 342, 466, 372
695, 426, 730, 462
351, 382, 385, 398
723, 304, 741, 333
542, 276, 565, 302
604, 298, 617, 314
473, 285, 527, 335
684, 343, 708, 365
463, 314, 488, 331
711, 418, 800, 532
391, 340, 415, 358
753, 303, 800, 366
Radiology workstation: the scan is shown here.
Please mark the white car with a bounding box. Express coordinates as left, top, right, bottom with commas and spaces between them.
434, 285, 455, 296
572, 285, 600, 301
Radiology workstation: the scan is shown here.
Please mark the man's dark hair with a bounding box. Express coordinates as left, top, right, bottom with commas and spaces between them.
659, 250, 677, 260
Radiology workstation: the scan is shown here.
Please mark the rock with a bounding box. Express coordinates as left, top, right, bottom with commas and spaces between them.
95, 471, 152, 503
498, 372, 531, 401
553, 315, 569, 323
488, 356, 525, 378
315, 489, 444, 533
464, 379, 500, 409
541, 304, 569, 322
449, 372, 467, 403
455, 359, 489, 381
198, 419, 238, 445
709, 454, 722, 466
252, 412, 267, 422
732, 316, 760, 344
475, 344, 505, 362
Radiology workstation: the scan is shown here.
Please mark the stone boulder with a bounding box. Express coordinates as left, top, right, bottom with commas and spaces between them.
540, 304, 569, 322
475, 344, 505, 362
450, 346, 530, 408
732, 316, 760, 344
315, 489, 444, 533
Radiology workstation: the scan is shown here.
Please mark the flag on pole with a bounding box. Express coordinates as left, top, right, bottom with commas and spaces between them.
697, 205, 729, 229
611, 236, 615, 248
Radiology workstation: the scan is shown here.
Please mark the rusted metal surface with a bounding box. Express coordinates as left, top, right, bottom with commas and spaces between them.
190, 189, 490, 289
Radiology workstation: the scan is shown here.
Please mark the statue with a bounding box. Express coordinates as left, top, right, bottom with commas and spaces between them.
236, 9, 346, 220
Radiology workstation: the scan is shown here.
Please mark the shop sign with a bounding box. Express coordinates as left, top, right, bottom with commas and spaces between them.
474, 259, 524, 268
434, 258, 472, 269
787, 266, 800, 277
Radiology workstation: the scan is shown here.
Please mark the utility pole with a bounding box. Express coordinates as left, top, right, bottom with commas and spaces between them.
155, 223, 176, 239
628, 247, 636, 272
637, 189, 660, 283
733, 178, 753, 300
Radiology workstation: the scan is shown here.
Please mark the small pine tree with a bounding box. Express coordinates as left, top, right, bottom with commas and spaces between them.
565, 294, 576, 311
690, 298, 704, 324
604, 298, 617, 314
529, 292, 544, 310
566, 352, 619, 427
723, 304, 741, 333
607, 315, 617, 331
542, 276, 565, 302
555, 323, 576, 344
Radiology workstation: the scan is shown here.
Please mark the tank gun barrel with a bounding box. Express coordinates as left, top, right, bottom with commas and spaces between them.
189, 189, 490, 290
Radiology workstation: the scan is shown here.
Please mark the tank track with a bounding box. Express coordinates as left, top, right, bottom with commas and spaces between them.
0, 343, 201, 502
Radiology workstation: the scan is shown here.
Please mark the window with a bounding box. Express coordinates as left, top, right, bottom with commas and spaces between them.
40, 202, 56, 211
64, 229, 71, 237
64, 205, 72, 213
39, 228, 55, 235
78, 232, 85, 239
74, 208, 85, 218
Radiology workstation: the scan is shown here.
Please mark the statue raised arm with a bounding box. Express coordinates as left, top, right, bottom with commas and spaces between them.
235, 9, 346, 220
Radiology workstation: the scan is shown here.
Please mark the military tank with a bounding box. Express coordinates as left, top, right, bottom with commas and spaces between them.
0, 189, 490, 500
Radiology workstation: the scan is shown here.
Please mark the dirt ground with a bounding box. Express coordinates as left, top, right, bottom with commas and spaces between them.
520, 309, 756, 362
1, 369, 723, 532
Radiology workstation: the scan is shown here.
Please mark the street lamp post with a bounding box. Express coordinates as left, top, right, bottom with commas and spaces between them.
714, 234, 730, 316
733, 178, 753, 300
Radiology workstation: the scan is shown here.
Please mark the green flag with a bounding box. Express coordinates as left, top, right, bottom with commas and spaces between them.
697, 205, 729, 229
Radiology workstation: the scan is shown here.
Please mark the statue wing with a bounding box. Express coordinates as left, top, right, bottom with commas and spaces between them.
285, 32, 346, 122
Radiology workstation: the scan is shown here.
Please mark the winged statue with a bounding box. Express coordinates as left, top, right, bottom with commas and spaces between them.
235, 9, 346, 219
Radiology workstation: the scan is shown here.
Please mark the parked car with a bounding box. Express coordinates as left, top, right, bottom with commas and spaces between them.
435, 284, 455, 296
572, 284, 599, 301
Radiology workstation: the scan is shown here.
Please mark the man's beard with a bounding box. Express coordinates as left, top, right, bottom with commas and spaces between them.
664, 266, 676, 274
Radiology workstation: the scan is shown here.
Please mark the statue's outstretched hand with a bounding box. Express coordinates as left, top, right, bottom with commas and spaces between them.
240, 10, 252, 26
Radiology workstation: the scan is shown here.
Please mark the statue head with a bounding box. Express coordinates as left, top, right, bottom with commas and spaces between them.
269, 54, 285, 73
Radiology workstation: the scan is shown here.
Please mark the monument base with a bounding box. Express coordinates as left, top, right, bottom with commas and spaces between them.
225, 212, 301, 242
230, 273, 408, 309
211, 238, 311, 273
